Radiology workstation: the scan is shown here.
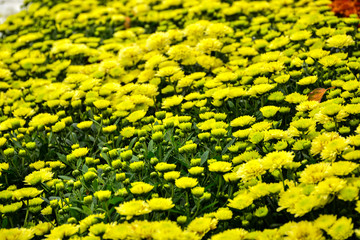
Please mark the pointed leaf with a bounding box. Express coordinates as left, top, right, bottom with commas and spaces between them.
307, 87, 335, 102
200, 150, 209, 166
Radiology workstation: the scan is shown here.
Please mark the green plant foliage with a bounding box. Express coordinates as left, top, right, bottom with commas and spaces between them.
0, 0, 360, 239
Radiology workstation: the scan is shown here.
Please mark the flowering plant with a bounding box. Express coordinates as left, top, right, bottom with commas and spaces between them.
1, 0, 360, 239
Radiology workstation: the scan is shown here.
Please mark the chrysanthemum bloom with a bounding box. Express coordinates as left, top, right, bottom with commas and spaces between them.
314, 214, 337, 231
126, 110, 147, 123
0, 228, 34, 240
12, 187, 43, 200
230, 116, 256, 128
94, 190, 111, 202
262, 151, 294, 172
213, 207, 233, 220
315, 177, 346, 196
147, 197, 174, 211
102, 223, 132, 239
228, 192, 254, 210
310, 132, 341, 156
115, 199, 151, 218
163, 171, 180, 181
89, 222, 110, 237
162, 95, 184, 109
236, 159, 266, 181
274, 75, 290, 84
327, 217, 354, 240
290, 30, 312, 41
52, 121, 66, 133
102, 125, 116, 133
320, 138, 350, 162
188, 166, 204, 176
129, 161, 145, 172
211, 228, 248, 240
0, 201, 23, 214
0, 162, 9, 175
45, 224, 79, 239
283, 221, 325, 239
175, 177, 198, 189
191, 187, 205, 197
32, 221, 53, 236
187, 217, 218, 237
338, 186, 359, 201
208, 161, 232, 173
155, 162, 176, 172
71, 147, 89, 158
120, 126, 136, 138
178, 141, 197, 154
29, 113, 58, 127
24, 168, 54, 185
0, 137, 6, 147
130, 182, 154, 195
329, 161, 358, 176
260, 106, 280, 118
299, 163, 332, 184
297, 76, 317, 85
326, 34, 355, 48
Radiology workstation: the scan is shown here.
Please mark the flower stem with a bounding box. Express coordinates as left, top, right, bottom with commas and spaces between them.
24, 199, 30, 227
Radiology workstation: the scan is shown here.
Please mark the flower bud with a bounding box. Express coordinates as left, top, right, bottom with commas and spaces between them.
74, 181, 82, 189
18, 149, 27, 157
84, 171, 97, 182
94, 190, 111, 202
120, 150, 132, 161
4, 148, 14, 156
68, 217, 77, 224
116, 173, 126, 181
50, 199, 59, 208
150, 157, 159, 165
72, 169, 81, 177
26, 142, 36, 150
177, 216, 187, 225
152, 131, 163, 143
201, 192, 211, 201
56, 182, 65, 191
191, 187, 205, 197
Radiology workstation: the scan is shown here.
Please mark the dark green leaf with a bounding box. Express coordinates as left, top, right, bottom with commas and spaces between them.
82, 205, 92, 215
222, 138, 236, 155
148, 140, 154, 152
128, 137, 138, 150
200, 150, 209, 166
109, 196, 123, 205
58, 175, 75, 181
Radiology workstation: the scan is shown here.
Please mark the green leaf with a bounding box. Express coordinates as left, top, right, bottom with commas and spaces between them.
200, 150, 209, 166
227, 100, 235, 108
176, 154, 190, 168
100, 151, 109, 162
109, 196, 123, 205
163, 149, 173, 162
82, 205, 92, 215
199, 201, 218, 214
69, 206, 86, 214
128, 137, 138, 150
58, 175, 75, 181
148, 140, 154, 152
222, 137, 236, 155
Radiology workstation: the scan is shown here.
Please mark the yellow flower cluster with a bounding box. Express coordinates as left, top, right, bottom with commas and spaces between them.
1, 0, 360, 238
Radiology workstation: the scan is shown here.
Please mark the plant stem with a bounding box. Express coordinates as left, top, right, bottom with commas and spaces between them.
185, 191, 190, 218
104, 202, 111, 223
216, 175, 223, 197
24, 199, 30, 227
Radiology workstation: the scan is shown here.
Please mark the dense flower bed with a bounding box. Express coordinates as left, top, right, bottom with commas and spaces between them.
0, 0, 360, 239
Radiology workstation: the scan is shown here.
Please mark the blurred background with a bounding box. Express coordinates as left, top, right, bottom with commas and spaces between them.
0, 0, 23, 23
